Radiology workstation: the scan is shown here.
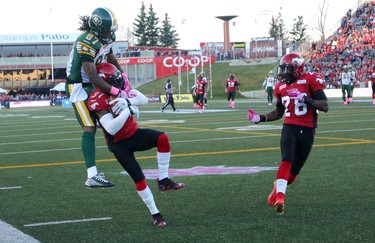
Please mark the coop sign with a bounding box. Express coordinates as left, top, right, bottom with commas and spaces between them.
163, 56, 209, 68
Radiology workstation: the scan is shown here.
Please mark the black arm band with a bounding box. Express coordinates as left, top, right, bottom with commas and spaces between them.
305, 97, 314, 106
126, 98, 131, 106
260, 115, 267, 122
128, 106, 134, 115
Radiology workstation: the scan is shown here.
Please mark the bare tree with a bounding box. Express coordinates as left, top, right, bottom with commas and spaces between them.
313, 0, 329, 42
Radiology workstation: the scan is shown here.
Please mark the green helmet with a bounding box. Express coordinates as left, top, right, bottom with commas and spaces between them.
89, 7, 118, 44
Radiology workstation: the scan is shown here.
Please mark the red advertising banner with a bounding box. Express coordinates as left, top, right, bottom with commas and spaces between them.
117, 55, 216, 79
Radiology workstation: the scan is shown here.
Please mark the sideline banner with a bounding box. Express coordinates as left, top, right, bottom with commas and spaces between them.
159, 94, 193, 103
146, 95, 161, 103
62, 99, 72, 107
9, 100, 50, 109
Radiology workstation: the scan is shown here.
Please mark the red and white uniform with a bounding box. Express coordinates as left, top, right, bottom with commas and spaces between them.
88, 88, 138, 143
195, 79, 207, 94
226, 78, 239, 92
370, 71, 375, 85
274, 72, 325, 128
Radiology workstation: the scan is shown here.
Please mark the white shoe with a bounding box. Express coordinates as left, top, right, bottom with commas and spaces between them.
85, 173, 114, 188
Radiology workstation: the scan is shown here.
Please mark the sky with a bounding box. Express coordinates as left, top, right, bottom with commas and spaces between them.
1, 0, 363, 49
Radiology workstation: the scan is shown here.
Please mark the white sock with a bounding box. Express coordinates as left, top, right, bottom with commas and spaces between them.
137, 186, 159, 215
276, 179, 288, 194
157, 152, 170, 180
87, 166, 98, 178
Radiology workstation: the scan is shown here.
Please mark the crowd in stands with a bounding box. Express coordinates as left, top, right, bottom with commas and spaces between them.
0, 91, 67, 108
4, 52, 67, 58
306, 1, 375, 88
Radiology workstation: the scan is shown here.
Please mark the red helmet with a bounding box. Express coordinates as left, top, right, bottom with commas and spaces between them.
198, 73, 203, 80
96, 63, 124, 89
278, 53, 305, 84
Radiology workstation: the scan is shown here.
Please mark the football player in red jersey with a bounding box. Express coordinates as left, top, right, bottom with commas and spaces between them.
370, 69, 375, 104
247, 53, 329, 215
194, 74, 208, 112
225, 73, 241, 109
87, 63, 185, 227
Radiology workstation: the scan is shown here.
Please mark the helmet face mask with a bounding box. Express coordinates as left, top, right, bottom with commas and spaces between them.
96, 63, 124, 89
278, 53, 305, 84
89, 7, 118, 44
229, 73, 235, 80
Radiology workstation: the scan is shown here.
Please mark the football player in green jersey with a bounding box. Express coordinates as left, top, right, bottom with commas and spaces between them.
65, 7, 131, 188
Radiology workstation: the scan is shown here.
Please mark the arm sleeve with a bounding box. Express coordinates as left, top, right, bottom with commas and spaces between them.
99, 109, 131, 135
127, 89, 148, 106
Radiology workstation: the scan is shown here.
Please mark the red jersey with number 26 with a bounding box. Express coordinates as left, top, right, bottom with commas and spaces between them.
88, 88, 138, 143
274, 72, 325, 128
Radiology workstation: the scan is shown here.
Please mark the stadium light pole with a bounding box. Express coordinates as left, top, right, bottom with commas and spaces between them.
178, 50, 181, 96
186, 61, 189, 93
49, 8, 55, 82
209, 53, 213, 98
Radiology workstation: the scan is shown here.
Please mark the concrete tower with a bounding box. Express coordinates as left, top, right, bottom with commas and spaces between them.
215, 15, 238, 54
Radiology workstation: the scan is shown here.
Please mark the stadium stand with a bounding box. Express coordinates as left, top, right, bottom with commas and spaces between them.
305, 1, 375, 88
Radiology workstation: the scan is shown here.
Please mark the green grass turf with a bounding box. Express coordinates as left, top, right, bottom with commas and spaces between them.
0, 97, 374, 242
137, 62, 278, 98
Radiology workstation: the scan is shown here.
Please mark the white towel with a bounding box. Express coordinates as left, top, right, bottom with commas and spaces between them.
69, 83, 88, 103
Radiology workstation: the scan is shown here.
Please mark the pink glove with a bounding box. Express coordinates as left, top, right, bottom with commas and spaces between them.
203, 93, 207, 99
295, 93, 306, 102
248, 108, 260, 123
287, 88, 306, 102
118, 72, 136, 99
225, 88, 228, 93
122, 72, 132, 95
287, 88, 301, 97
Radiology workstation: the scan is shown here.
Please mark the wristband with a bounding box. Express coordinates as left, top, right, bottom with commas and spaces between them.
126, 98, 131, 107
305, 97, 314, 106
260, 115, 267, 122
110, 86, 120, 96
128, 106, 134, 115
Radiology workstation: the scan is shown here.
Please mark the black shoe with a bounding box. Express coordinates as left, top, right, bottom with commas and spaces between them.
152, 213, 167, 227
157, 178, 185, 192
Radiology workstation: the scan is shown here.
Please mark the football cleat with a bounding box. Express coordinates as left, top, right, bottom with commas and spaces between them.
274, 198, 285, 215
85, 173, 114, 188
157, 178, 185, 192
152, 213, 167, 227
268, 181, 277, 206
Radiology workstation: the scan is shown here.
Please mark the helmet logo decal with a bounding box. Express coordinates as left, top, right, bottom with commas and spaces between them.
98, 73, 106, 79
292, 58, 304, 66
92, 15, 102, 27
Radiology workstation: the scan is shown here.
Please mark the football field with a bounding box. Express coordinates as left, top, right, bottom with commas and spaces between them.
0, 97, 374, 242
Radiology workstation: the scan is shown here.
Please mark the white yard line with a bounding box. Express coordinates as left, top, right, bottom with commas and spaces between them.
24, 217, 112, 227
0, 186, 22, 190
